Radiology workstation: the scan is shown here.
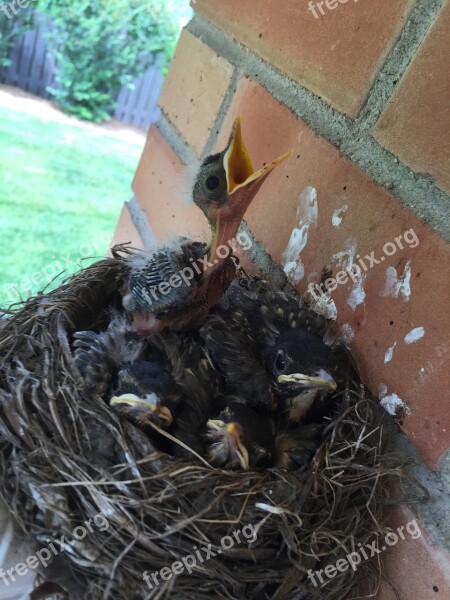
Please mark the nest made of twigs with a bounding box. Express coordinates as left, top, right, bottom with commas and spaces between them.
0, 249, 416, 600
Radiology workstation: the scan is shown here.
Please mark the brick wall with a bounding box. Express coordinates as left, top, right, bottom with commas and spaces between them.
112, 1, 450, 598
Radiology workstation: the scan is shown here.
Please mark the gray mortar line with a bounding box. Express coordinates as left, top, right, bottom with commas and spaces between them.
395, 433, 450, 550
188, 16, 351, 145
127, 145, 449, 547
238, 222, 297, 293
338, 135, 450, 238
155, 114, 196, 167
202, 66, 243, 158
187, 15, 450, 242
125, 197, 158, 249
243, 219, 450, 549
138, 15, 450, 550
357, 0, 445, 128
157, 70, 243, 161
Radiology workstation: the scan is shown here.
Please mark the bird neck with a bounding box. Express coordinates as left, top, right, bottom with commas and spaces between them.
206, 215, 240, 274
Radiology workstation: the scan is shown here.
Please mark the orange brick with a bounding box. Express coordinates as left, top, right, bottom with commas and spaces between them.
192, 0, 414, 116
374, 1, 450, 195
375, 506, 450, 599
110, 204, 144, 252
159, 29, 234, 156
132, 125, 209, 243
217, 78, 450, 467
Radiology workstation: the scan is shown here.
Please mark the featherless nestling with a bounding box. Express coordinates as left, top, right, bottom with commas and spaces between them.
122, 118, 289, 335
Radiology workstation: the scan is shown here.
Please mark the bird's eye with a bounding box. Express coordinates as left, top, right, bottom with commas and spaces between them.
275, 351, 287, 372
206, 175, 220, 190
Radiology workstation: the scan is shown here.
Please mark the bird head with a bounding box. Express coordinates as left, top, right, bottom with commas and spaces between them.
206, 419, 250, 470
193, 117, 290, 270
205, 402, 274, 470
268, 329, 338, 400
110, 392, 174, 429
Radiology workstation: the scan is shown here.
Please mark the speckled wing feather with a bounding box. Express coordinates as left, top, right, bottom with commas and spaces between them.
274, 423, 325, 470
168, 333, 222, 459
201, 276, 333, 409
201, 313, 274, 408
128, 241, 207, 317
223, 277, 330, 345
73, 319, 145, 396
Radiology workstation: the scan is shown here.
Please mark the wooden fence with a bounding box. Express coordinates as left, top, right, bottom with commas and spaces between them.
114, 61, 163, 130
0, 20, 163, 130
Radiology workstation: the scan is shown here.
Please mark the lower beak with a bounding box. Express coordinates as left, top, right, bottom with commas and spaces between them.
235, 445, 250, 470
208, 117, 290, 265
278, 369, 337, 391
226, 423, 250, 470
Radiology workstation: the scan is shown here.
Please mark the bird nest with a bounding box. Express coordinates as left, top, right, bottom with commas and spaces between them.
0, 249, 414, 600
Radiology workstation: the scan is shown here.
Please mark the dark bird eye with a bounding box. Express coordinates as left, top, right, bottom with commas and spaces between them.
206, 175, 220, 190
275, 351, 287, 372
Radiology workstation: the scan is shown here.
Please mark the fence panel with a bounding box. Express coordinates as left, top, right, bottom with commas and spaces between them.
0, 23, 163, 130
3, 22, 55, 98
114, 64, 163, 129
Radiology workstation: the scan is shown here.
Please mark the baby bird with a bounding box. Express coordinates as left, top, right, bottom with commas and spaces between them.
123, 118, 289, 335
73, 317, 220, 452
205, 401, 324, 471
273, 423, 325, 470
73, 318, 181, 430
267, 328, 338, 424
205, 401, 275, 470
201, 276, 351, 421
109, 361, 177, 430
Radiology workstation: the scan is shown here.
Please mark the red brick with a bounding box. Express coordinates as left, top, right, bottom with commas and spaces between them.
192, 0, 415, 116
159, 30, 233, 156
110, 204, 144, 252
375, 505, 450, 599
374, 1, 450, 195
132, 125, 209, 243
218, 78, 450, 468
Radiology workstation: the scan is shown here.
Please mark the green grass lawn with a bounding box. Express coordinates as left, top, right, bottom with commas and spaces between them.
0, 104, 144, 308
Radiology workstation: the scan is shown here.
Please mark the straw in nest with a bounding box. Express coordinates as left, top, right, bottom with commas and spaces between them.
0, 250, 421, 600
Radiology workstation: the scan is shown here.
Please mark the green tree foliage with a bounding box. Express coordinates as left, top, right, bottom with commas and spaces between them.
37, 0, 180, 121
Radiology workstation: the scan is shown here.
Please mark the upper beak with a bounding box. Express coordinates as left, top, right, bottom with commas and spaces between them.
207, 117, 290, 269
110, 393, 173, 426
223, 116, 290, 195
226, 423, 250, 470
207, 419, 226, 432
278, 369, 337, 391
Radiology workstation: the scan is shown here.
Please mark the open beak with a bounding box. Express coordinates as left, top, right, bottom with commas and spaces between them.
110, 393, 173, 426
208, 117, 290, 266
278, 369, 337, 391
223, 117, 290, 195
226, 423, 250, 470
